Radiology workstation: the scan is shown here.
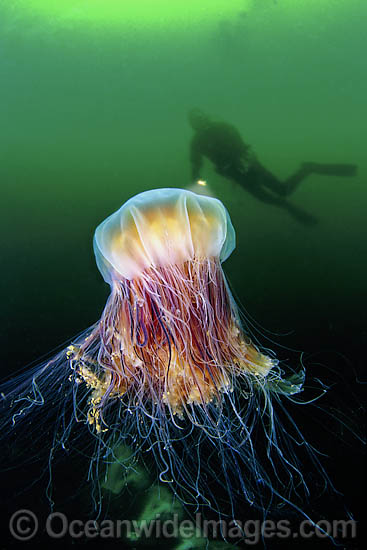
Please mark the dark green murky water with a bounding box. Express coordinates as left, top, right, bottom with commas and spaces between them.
0, 2, 365, 549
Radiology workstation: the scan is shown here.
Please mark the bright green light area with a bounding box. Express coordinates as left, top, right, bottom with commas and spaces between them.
12, 0, 253, 28
6, 0, 351, 33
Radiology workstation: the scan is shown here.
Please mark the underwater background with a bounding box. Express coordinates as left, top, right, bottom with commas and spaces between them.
0, 1, 365, 549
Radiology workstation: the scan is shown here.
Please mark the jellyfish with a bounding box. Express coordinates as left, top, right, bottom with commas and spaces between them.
1, 188, 323, 523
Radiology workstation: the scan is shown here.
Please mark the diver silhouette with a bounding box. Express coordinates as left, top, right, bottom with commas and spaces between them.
188, 109, 357, 225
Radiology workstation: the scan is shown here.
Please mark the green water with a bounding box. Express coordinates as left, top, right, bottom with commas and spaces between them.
0, 1, 365, 547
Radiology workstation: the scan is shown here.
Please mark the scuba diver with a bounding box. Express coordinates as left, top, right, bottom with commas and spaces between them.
188, 108, 357, 225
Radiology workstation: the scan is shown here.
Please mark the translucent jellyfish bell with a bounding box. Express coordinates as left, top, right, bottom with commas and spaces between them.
93, 188, 236, 283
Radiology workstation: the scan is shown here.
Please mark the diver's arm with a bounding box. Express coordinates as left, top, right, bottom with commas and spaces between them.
190, 140, 203, 181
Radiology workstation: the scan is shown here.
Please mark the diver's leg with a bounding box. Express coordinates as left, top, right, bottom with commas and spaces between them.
240, 180, 317, 225
218, 163, 289, 203
284, 165, 314, 195
286, 162, 358, 195
240, 179, 290, 205
250, 163, 289, 197
282, 201, 318, 225
218, 166, 317, 225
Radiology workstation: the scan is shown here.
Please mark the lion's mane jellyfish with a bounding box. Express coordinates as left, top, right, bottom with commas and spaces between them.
89, 188, 288, 424
2, 188, 314, 518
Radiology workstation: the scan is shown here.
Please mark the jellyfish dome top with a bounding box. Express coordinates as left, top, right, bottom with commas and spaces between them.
94, 188, 235, 282
3, 187, 312, 522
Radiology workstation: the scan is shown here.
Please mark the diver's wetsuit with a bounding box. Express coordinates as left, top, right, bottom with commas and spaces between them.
189, 113, 357, 225
189, 120, 298, 201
